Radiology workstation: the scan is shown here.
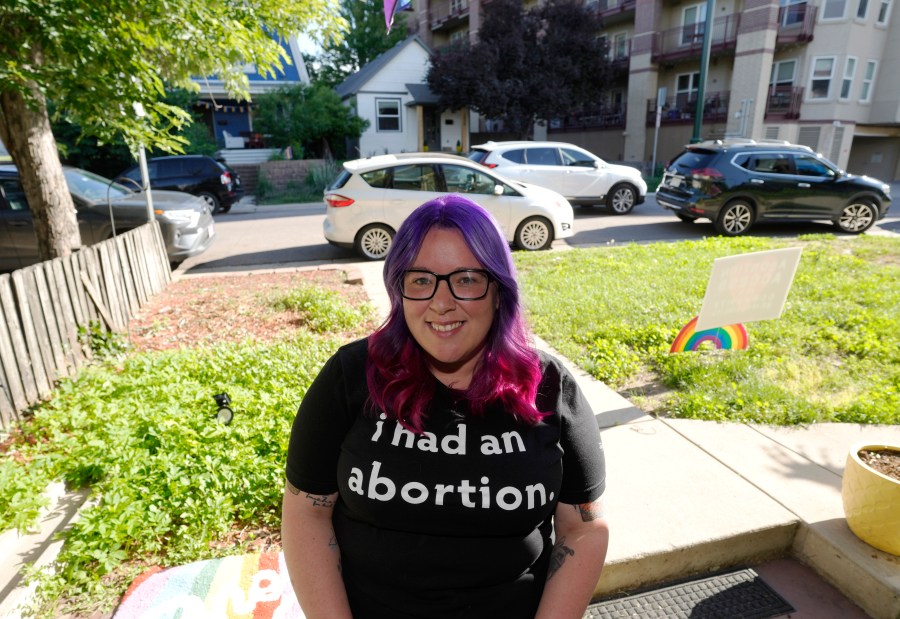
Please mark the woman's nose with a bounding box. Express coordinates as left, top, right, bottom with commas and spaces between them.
429, 279, 456, 311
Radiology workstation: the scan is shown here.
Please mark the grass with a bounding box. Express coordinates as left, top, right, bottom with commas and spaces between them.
515, 233, 900, 425
0, 233, 897, 616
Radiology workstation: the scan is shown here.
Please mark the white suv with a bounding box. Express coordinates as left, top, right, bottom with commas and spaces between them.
468, 141, 647, 214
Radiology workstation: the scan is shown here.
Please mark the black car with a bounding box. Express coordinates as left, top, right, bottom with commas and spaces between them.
656, 140, 892, 236
117, 155, 243, 214
0, 165, 215, 271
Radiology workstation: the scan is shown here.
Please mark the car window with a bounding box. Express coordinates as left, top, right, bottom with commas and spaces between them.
329, 169, 353, 190
157, 159, 182, 177
64, 169, 132, 201
668, 149, 717, 172
360, 168, 389, 188
748, 155, 793, 174
442, 165, 500, 195
466, 150, 489, 164
184, 158, 206, 176
500, 149, 526, 164
793, 155, 835, 178
389, 165, 438, 191
0, 179, 28, 211
560, 148, 596, 168
119, 166, 141, 182
525, 148, 561, 166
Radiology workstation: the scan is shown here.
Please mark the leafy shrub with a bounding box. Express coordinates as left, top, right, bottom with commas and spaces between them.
272, 285, 373, 333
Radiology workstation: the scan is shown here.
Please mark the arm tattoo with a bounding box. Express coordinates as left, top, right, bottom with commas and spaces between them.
547, 536, 575, 581
305, 493, 335, 508
286, 480, 301, 495
329, 528, 342, 573
573, 500, 606, 522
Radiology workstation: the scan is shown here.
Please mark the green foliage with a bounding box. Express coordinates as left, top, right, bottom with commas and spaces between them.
307, 0, 408, 88
306, 159, 342, 193
516, 235, 900, 425
78, 321, 130, 359
272, 285, 373, 332
253, 84, 368, 159
427, 0, 611, 137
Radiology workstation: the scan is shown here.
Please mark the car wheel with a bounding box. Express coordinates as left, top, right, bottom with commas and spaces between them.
675, 214, 696, 224
354, 224, 395, 260
606, 184, 637, 215
198, 192, 221, 214
835, 200, 877, 234
515, 217, 553, 251
219, 204, 232, 214
714, 200, 755, 236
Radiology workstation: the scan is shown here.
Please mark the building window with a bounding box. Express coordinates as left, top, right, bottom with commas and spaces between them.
613, 32, 628, 61
809, 57, 836, 99
822, 0, 848, 18
856, 0, 869, 18
780, 0, 808, 26
840, 57, 857, 100
860, 60, 877, 101
770, 60, 797, 89
877, 0, 892, 22
681, 3, 707, 45
376, 99, 401, 132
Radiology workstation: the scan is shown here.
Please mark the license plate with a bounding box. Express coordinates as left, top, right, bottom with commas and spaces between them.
667, 175, 683, 188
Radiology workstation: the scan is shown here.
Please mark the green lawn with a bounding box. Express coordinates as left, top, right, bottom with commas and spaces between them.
1, 233, 898, 616
515, 234, 900, 425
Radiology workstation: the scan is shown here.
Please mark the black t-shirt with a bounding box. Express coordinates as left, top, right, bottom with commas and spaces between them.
285, 338, 605, 619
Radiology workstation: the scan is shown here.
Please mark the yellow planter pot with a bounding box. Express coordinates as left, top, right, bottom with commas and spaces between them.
841, 442, 900, 556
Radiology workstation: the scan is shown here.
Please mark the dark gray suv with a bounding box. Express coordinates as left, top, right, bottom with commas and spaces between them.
656, 140, 892, 236
118, 155, 243, 214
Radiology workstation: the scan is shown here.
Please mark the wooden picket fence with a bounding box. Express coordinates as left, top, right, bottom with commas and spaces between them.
0, 222, 171, 431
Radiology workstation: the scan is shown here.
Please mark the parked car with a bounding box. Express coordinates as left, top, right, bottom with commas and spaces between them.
117, 154, 243, 214
323, 153, 574, 260
467, 141, 647, 214
0, 165, 215, 271
655, 140, 892, 236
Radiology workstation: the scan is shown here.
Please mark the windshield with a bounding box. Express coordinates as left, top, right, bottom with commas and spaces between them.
63, 168, 134, 202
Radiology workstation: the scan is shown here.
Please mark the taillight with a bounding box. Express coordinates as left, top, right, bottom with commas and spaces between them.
690, 168, 724, 181
220, 171, 232, 185
484, 163, 498, 169
325, 194, 354, 208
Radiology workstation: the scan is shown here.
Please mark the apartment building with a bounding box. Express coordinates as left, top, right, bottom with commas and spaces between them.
408, 0, 900, 180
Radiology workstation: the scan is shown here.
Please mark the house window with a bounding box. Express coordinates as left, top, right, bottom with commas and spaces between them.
840, 57, 857, 100
822, 0, 847, 19
877, 0, 892, 22
860, 60, 877, 102
809, 57, 836, 99
856, 0, 869, 19
780, 0, 808, 26
612, 32, 628, 61
376, 99, 401, 132
681, 3, 707, 45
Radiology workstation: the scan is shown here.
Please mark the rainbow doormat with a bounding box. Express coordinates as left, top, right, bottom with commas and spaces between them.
113, 552, 306, 618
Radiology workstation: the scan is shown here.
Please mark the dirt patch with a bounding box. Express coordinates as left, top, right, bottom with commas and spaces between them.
859, 449, 900, 482
127, 268, 370, 352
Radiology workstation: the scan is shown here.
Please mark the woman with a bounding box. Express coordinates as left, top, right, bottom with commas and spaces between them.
282, 195, 608, 618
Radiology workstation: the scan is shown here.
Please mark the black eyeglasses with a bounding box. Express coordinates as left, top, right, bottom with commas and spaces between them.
400, 269, 492, 300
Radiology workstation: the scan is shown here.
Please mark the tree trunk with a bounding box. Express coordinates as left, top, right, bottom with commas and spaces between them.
0, 80, 81, 260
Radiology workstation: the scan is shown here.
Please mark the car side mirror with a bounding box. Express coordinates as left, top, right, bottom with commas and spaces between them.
493, 184, 504, 196
593, 160, 602, 169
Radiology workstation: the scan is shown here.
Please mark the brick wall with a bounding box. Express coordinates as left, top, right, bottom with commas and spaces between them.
258, 159, 327, 192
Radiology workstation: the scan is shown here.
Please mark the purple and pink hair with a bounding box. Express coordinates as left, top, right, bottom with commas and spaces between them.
366, 194, 545, 431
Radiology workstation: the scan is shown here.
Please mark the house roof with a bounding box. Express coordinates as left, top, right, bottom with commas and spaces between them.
335, 35, 432, 100
405, 83, 439, 106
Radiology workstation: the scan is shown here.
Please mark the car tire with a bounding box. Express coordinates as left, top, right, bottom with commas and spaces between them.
675, 214, 696, 224
354, 224, 395, 260
219, 204, 232, 214
606, 184, 637, 215
835, 200, 877, 234
714, 200, 755, 236
198, 192, 221, 214
515, 217, 553, 251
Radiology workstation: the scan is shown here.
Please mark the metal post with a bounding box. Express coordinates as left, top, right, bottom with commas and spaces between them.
137, 144, 154, 222
691, 0, 716, 143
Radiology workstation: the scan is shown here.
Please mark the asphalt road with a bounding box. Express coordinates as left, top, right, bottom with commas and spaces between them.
175, 192, 900, 276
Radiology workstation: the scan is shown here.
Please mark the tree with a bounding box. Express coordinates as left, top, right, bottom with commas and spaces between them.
309, 0, 408, 88
0, 0, 344, 261
253, 84, 369, 159
427, 0, 611, 138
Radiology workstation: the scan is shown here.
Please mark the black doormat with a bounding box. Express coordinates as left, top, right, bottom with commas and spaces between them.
584, 568, 795, 619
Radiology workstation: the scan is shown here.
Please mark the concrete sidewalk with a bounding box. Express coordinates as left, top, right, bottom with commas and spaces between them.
352, 259, 900, 619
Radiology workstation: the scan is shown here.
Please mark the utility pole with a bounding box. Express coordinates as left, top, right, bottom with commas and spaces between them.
691, 0, 716, 143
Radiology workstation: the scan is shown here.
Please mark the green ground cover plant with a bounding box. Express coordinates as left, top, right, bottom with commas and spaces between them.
0, 287, 372, 617
515, 234, 900, 425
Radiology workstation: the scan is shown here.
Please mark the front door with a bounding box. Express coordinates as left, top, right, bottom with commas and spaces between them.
423, 108, 440, 153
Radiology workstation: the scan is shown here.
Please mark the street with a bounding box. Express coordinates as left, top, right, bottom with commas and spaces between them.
176, 193, 900, 275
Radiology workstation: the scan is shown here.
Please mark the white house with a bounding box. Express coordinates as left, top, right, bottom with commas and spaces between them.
335, 36, 469, 158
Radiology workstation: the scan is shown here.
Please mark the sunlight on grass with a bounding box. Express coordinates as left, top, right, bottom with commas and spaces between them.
516, 234, 900, 425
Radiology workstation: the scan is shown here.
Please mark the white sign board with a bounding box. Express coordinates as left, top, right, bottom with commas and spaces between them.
695, 247, 803, 331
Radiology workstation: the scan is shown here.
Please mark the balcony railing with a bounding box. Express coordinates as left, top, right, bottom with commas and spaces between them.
645, 91, 730, 125
765, 86, 803, 119
431, 0, 469, 30
589, 0, 636, 24
776, 3, 816, 44
651, 15, 740, 64
550, 106, 626, 130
